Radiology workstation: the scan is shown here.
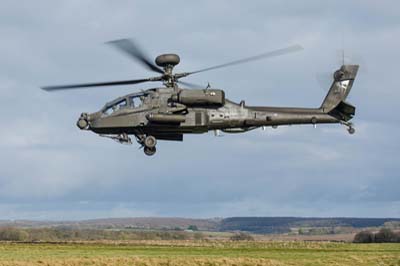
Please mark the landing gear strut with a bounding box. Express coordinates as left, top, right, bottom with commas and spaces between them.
136, 135, 157, 156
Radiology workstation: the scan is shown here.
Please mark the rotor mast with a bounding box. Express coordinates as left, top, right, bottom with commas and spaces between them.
155, 54, 181, 89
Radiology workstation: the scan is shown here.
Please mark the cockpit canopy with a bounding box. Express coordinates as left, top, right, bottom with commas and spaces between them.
102, 91, 148, 115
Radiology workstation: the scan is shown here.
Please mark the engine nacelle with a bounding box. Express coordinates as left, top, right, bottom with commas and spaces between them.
172, 89, 225, 106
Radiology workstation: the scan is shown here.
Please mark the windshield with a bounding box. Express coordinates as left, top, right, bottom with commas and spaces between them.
102, 93, 146, 115
103, 99, 128, 115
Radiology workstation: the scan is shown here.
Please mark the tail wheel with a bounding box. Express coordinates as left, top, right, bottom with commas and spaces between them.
144, 146, 156, 156
348, 127, 355, 135
144, 135, 157, 148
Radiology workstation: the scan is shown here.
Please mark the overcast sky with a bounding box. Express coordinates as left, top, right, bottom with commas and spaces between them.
0, 0, 399, 220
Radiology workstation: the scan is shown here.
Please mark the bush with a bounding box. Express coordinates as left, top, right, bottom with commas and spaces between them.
375, 228, 397, 243
187, 225, 198, 231
354, 230, 374, 243
354, 229, 400, 243
0, 227, 29, 241
230, 232, 254, 241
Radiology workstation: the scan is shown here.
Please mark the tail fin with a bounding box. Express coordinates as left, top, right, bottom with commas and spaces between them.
320, 65, 359, 121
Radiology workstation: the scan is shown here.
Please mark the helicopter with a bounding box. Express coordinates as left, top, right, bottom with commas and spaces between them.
42, 39, 359, 156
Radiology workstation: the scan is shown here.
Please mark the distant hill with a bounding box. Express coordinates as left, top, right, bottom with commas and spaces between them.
219, 217, 400, 234
1, 217, 399, 234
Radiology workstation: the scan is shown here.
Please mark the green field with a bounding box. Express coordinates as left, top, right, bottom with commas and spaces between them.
0, 241, 399, 266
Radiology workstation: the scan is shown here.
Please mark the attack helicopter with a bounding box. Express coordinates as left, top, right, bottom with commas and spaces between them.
42, 39, 359, 156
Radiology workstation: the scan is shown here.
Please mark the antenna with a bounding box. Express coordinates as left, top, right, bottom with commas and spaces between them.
342, 49, 345, 66
341, 32, 345, 66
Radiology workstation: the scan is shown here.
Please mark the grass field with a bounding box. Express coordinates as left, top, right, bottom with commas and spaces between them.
0, 241, 399, 266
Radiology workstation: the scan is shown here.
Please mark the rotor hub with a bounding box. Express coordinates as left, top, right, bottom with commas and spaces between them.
155, 54, 180, 68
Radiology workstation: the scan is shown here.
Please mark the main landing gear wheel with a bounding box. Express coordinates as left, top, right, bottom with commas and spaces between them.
144, 146, 156, 156
144, 135, 157, 148
142, 135, 157, 156
348, 126, 355, 135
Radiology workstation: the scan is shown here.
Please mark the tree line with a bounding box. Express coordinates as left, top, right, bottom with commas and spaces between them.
220, 217, 400, 234
0, 227, 204, 242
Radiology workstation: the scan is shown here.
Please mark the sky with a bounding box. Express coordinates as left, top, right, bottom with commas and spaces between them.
0, 0, 399, 220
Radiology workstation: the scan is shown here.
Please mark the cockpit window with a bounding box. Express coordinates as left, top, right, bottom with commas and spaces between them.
102, 93, 148, 116
103, 99, 127, 115
129, 95, 144, 107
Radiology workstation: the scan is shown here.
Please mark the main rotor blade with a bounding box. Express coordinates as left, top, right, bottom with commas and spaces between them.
188, 44, 303, 75
177, 80, 204, 89
41, 78, 158, 92
107, 39, 164, 74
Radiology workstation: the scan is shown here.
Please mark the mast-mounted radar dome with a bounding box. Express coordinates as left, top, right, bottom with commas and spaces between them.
155, 54, 180, 67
